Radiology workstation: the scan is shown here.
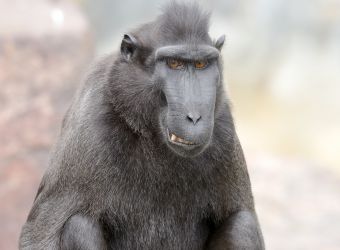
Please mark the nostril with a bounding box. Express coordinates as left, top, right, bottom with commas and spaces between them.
187, 112, 201, 125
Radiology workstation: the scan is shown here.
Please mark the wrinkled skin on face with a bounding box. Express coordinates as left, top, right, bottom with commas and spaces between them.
154, 45, 222, 157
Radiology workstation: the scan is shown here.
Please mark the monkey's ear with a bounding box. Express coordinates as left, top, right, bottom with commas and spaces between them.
215, 35, 225, 51
120, 34, 139, 61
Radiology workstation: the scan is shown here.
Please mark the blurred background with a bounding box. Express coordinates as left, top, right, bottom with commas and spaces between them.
0, 0, 339, 249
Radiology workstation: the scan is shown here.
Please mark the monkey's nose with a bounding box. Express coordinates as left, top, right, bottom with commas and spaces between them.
187, 112, 201, 125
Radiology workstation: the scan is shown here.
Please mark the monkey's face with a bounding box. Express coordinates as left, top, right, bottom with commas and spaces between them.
154, 45, 222, 157
120, 34, 225, 158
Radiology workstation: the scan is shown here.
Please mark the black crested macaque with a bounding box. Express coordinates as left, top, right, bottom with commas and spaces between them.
20, 2, 264, 250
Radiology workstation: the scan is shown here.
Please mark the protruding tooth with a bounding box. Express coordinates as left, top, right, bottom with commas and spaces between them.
171, 133, 177, 142
169, 132, 195, 145
184, 139, 191, 145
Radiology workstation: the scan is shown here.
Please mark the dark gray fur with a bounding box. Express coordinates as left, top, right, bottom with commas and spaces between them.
19, 2, 264, 249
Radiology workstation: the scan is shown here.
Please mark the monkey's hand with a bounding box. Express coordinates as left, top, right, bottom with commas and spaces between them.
206, 210, 264, 250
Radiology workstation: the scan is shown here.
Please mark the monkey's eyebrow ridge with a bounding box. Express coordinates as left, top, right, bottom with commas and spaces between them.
155, 45, 220, 61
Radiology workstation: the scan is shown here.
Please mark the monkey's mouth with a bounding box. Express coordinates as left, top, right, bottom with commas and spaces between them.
167, 129, 196, 146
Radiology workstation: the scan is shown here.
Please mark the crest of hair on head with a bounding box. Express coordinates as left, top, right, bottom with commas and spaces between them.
157, 1, 212, 44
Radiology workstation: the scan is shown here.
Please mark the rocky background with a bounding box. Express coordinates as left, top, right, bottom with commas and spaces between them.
0, 0, 340, 250
0, 0, 93, 249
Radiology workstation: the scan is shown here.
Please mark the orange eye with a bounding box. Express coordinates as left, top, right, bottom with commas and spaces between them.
167, 59, 184, 69
194, 60, 208, 69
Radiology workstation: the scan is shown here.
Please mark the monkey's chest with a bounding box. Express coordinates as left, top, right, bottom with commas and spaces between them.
104, 209, 211, 250
101, 153, 226, 249
103, 184, 216, 250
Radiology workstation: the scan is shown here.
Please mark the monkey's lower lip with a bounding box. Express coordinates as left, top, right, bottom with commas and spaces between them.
167, 129, 196, 146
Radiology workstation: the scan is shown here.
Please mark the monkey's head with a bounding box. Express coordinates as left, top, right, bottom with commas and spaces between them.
119, 2, 225, 158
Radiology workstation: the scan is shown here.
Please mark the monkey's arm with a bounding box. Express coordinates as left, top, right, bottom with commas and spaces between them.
60, 214, 107, 250
207, 134, 264, 250
206, 210, 264, 250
